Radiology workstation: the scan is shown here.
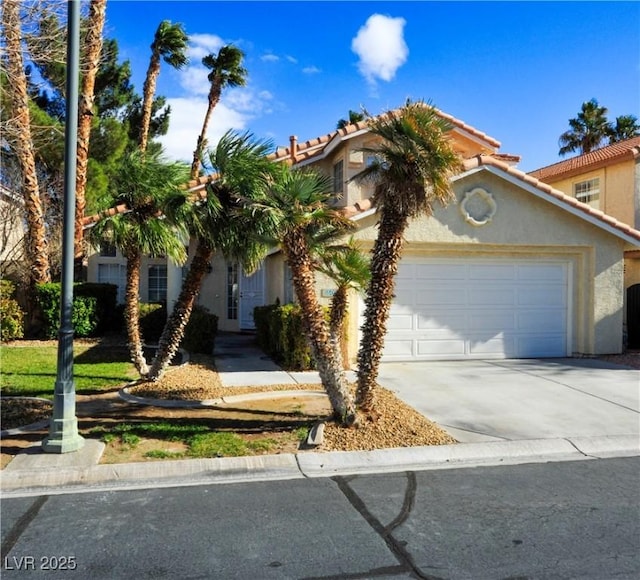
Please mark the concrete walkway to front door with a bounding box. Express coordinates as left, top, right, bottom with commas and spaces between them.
377, 358, 640, 443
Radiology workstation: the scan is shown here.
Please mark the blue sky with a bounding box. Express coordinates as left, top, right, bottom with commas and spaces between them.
105, 1, 640, 172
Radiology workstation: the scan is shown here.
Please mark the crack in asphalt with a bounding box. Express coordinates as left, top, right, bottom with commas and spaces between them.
1, 495, 49, 560
324, 472, 445, 580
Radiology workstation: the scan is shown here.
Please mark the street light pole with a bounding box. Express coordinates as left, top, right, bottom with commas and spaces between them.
43, 0, 84, 453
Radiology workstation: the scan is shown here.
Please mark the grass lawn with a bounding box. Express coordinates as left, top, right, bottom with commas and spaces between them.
0, 343, 137, 399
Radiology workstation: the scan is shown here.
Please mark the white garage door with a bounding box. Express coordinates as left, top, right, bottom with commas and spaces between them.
361, 258, 569, 361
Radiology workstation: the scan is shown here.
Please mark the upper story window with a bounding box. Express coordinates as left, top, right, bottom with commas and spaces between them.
148, 265, 167, 303
333, 160, 344, 194
574, 178, 600, 204
99, 240, 117, 257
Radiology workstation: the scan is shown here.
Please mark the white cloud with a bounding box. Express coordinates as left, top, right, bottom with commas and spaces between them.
302, 66, 321, 75
285, 55, 298, 64
351, 14, 408, 84
188, 33, 224, 61
158, 97, 250, 163
261, 53, 279, 62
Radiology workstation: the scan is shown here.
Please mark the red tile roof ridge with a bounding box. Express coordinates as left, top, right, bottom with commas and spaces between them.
529, 136, 640, 181
467, 154, 640, 243
269, 104, 501, 163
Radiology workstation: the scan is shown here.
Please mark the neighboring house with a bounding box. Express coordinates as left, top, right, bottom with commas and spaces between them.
0, 184, 26, 280
529, 137, 640, 347
86, 107, 640, 360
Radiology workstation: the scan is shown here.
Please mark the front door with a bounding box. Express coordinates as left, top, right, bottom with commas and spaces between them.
239, 266, 265, 330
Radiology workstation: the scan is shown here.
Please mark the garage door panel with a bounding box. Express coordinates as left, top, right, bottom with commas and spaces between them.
518, 264, 566, 281
365, 258, 570, 361
469, 312, 515, 331
417, 288, 467, 306
468, 287, 515, 306
517, 311, 566, 332
518, 286, 566, 306
416, 339, 466, 356
417, 313, 467, 330
469, 264, 516, 280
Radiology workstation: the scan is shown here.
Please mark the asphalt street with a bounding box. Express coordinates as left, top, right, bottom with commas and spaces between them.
2, 457, 639, 579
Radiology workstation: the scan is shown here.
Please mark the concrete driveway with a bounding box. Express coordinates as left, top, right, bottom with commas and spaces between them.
378, 358, 640, 443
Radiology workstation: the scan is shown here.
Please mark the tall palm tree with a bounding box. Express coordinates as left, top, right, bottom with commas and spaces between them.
558, 99, 611, 156
190, 45, 247, 178
314, 236, 370, 369
353, 101, 462, 413
1, 0, 51, 288
139, 20, 188, 154
75, 0, 107, 276
608, 114, 640, 144
249, 164, 357, 423
89, 151, 189, 375
147, 131, 274, 381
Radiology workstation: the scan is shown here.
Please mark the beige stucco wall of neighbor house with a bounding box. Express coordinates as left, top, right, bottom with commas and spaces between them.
344, 169, 628, 362
547, 159, 636, 227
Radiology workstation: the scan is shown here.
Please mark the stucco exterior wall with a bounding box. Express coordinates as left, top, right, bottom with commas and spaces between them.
345, 169, 626, 359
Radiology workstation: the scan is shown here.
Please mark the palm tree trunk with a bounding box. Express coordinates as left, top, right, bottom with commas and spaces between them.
284, 232, 355, 424
2, 0, 51, 289
147, 242, 213, 381
190, 85, 221, 178
139, 52, 161, 154
356, 211, 407, 412
124, 248, 149, 376
74, 0, 106, 277
329, 286, 350, 370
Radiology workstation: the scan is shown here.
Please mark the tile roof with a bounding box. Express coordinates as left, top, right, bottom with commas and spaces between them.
341, 154, 640, 245
269, 105, 502, 164
529, 136, 640, 182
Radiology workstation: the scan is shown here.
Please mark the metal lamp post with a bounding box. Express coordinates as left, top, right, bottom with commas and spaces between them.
42, 0, 84, 453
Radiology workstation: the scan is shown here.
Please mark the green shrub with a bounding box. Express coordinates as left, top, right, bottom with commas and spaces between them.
181, 305, 218, 354
138, 302, 167, 344
0, 286, 25, 341
35, 283, 100, 338
253, 303, 314, 370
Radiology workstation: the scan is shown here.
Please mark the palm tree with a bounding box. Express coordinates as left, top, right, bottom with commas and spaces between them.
609, 114, 640, 144
337, 109, 365, 130
314, 236, 370, 369
75, 0, 107, 276
353, 101, 462, 413
190, 45, 247, 178
89, 151, 189, 375
147, 131, 274, 381
139, 20, 188, 154
249, 164, 357, 423
558, 99, 610, 156
1, 0, 51, 288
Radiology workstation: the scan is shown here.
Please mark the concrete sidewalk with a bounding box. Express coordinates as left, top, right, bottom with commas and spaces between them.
2, 333, 639, 497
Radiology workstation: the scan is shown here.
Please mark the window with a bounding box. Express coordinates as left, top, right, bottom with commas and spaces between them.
574, 178, 600, 204
98, 263, 126, 303
148, 265, 167, 302
99, 241, 116, 257
227, 262, 238, 320
333, 160, 344, 194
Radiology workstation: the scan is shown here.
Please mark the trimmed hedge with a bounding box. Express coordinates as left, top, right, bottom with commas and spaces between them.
253, 303, 314, 371
181, 305, 218, 354
0, 280, 25, 342
35, 283, 104, 338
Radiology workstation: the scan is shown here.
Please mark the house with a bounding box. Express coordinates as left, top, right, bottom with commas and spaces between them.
529, 137, 640, 346
86, 107, 640, 360
0, 184, 26, 281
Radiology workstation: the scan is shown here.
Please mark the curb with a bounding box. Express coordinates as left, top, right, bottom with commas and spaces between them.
2, 435, 638, 497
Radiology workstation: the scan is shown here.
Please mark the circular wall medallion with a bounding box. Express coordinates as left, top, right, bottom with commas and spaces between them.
460, 187, 497, 226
